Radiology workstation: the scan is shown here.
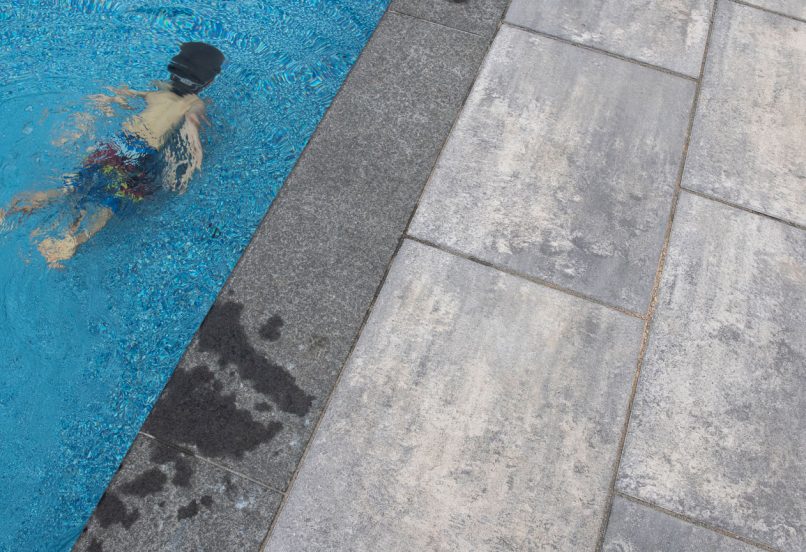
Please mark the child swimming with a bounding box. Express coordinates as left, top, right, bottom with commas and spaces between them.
0, 42, 224, 267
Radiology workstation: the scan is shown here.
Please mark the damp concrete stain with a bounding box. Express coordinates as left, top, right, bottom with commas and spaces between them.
260, 314, 284, 341
87, 538, 103, 552
119, 468, 167, 498
254, 401, 274, 412
144, 364, 283, 459
197, 301, 313, 416
177, 499, 200, 520
94, 492, 140, 530
200, 495, 214, 508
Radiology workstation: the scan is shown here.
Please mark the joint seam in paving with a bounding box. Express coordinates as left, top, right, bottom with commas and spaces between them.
594, 0, 721, 548
138, 432, 286, 495
387, 8, 488, 38
615, 492, 782, 552
405, 235, 646, 320
502, 21, 699, 81
730, 0, 806, 23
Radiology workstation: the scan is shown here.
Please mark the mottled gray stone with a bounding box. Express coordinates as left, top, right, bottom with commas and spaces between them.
265, 240, 643, 551
391, 0, 510, 37
141, 12, 489, 490
682, 1, 806, 226
603, 496, 763, 551
505, 0, 712, 76
617, 193, 806, 551
409, 26, 694, 313
73, 435, 280, 552
745, 0, 806, 19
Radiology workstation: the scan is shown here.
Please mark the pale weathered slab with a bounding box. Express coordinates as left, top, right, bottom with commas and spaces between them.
266, 240, 643, 551
410, 26, 694, 313
682, 1, 806, 226
617, 193, 806, 551
506, 0, 713, 76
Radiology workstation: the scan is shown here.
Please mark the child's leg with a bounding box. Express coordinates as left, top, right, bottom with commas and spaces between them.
0, 188, 69, 222
37, 207, 113, 266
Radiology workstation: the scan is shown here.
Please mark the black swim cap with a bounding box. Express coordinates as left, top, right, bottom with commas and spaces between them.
168, 42, 224, 95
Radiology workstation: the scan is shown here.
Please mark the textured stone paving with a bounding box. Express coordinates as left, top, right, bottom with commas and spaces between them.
268, 1, 805, 551
80, 0, 804, 550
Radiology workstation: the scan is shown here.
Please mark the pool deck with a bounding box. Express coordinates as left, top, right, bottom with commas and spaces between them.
75, 1, 805, 551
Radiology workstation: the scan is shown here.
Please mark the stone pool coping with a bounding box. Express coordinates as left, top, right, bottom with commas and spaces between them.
74, 3, 512, 550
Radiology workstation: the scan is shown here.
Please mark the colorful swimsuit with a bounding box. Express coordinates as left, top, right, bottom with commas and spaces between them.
63, 132, 159, 213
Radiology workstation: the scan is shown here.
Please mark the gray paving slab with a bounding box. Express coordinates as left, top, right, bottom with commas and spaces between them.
603, 496, 763, 551
139, 12, 489, 491
682, 1, 806, 226
505, 0, 713, 76
265, 240, 643, 551
72, 435, 281, 552
390, 0, 510, 37
617, 193, 806, 551
744, 0, 806, 19
409, 26, 695, 314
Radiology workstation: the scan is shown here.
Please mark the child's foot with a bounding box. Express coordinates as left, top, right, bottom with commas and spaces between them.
38, 235, 78, 266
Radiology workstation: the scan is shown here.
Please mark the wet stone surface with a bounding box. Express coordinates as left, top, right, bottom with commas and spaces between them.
73, 435, 281, 552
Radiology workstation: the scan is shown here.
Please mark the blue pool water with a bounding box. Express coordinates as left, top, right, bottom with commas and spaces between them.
0, 1, 387, 549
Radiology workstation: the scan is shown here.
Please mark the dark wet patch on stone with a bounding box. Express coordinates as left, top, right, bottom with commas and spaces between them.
94, 492, 140, 530
87, 538, 103, 552
144, 365, 283, 459
172, 456, 193, 487
177, 499, 200, 520
259, 314, 284, 341
197, 302, 313, 416
200, 494, 214, 508
254, 401, 273, 412
119, 467, 167, 498
150, 445, 195, 488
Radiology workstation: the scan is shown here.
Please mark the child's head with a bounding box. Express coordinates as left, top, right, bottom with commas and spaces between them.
168, 42, 224, 96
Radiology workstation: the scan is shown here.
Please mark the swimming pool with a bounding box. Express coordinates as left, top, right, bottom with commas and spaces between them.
0, 1, 387, 549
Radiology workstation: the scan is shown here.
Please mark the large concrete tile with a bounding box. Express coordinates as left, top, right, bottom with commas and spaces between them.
73, 435, 281, 552
266, 240, 643, 551
409, 26, 694, 314
682, 1, 806, 226
391, 0, 510, 37
603, 496, 763, 551
746, 0, 806, 19
505, 0, 713, 76
617, 193, 806, 551
140, 13, 489, 490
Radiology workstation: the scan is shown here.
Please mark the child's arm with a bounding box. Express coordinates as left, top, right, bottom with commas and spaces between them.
88, 85, 147, 116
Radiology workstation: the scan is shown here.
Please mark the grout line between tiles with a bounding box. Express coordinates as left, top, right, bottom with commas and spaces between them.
681, 187, 806, 231
259, 5, 512, 550
406, 235, 646, 320
730, 0, 806, 23
138, 432, 286, 495
502, 21, 699, 81
615, 492, 783, 552
593, 0, 721, 549
387, 8, 487, 37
